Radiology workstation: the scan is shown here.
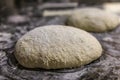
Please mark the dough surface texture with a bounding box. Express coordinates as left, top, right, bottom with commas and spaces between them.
15, 25, 102, 69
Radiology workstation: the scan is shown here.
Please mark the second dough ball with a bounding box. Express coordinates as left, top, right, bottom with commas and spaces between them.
67, 8, 120, 32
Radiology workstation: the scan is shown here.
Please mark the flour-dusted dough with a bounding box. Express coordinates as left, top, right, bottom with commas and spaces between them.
67, 8, 120, 32
15, 25, 102, 69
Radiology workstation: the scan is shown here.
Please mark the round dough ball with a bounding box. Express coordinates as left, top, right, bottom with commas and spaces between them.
67, 8, 120, 32
15, 25, 102, 69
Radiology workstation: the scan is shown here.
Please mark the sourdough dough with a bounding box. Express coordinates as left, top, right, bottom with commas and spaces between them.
15, 25, 102, 69
67, 8, 120, 32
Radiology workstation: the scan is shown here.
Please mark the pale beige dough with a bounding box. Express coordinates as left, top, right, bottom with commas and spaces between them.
67, 8, 120, 32
15, 25, 102, 69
